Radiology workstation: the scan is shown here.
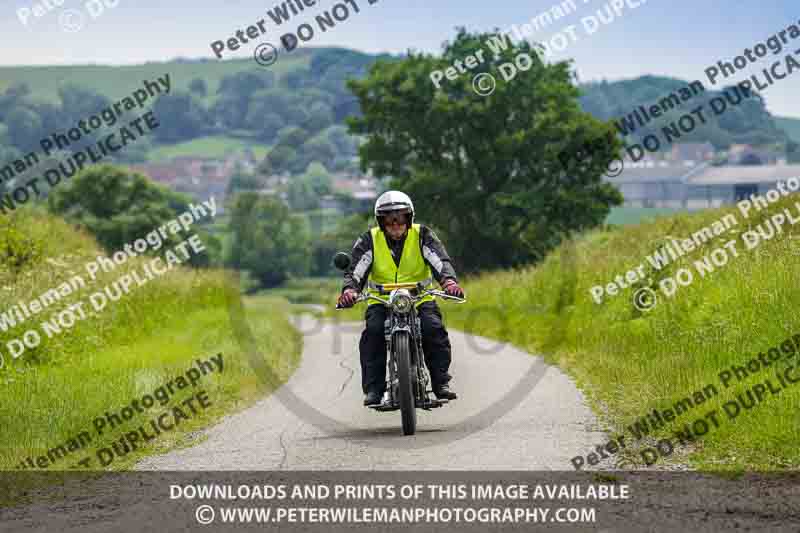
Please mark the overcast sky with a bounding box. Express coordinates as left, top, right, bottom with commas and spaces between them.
3, 0, 799, 117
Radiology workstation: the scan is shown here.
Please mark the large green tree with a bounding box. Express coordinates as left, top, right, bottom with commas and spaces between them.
347, 29, 623, 271
47, 164, 218, 266
310, 212, 372, 276
226, 193, 310, 287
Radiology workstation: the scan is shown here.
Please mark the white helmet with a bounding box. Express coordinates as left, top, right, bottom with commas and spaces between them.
374, 190, 414, 227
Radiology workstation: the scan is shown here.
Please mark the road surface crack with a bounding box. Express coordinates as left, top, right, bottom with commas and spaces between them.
337, 356, 355, 397
278, 428, 289, 469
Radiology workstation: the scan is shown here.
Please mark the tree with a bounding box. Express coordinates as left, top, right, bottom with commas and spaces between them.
226, 192, 310, 287
262, 145, 297, 175
303, 162, 332, 195
227, 167, 264, 194
259, 113, 286, 142
277, 126, 310, 147
58, 85, 111, 126
327, 125, 358, 156
285, 70, 311, 90
151, 91, 210, 143
0, 83, 30, 122
217, 71, 275, 100
347, 28, 623, 272
189, 78, 208, 97
47, 164, 212, 266
298, 136, 336, 170
287, 176, 319, 210
6, 107, 43, 152
211, 93, 246, 130
310, 212, 372, 276
305, 102, 334, 132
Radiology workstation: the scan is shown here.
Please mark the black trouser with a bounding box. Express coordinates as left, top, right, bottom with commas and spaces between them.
360, 301, 452, 394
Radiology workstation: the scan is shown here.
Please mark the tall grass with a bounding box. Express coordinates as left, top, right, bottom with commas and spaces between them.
0, 209, 301, 471
443, 196, 800, 470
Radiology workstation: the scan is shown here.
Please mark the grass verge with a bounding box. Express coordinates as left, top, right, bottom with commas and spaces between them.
0, 209, 301, 473
443, 196, 800, 470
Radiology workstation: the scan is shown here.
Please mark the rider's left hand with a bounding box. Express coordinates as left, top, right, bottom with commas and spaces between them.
442, 279, 464, 298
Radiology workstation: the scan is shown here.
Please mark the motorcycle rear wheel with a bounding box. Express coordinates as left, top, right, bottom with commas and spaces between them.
394, 332, 417, 436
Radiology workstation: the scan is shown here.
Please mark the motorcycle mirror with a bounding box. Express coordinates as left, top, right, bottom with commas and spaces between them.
333, 252, 352, 271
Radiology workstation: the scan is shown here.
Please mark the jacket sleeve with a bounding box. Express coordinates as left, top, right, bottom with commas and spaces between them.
419, 225, 458, 286
342, 230, 373, 293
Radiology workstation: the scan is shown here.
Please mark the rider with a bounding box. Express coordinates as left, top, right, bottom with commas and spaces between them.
337, 191, 465, 406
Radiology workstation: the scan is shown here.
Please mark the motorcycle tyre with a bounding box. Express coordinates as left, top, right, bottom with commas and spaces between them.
394, 332, 417, 436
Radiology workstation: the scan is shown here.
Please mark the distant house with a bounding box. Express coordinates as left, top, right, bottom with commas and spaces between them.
604, 161, 694, 208
606, 162, 800, 208
132, 154, 246, 206
685, 164, 800, 206
726, 144, 780, 166
331, 174, 378, 211
668, 142, 715, 163
130, 161, 185, 186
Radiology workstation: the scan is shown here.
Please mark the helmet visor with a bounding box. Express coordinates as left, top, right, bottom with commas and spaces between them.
380, 210, 410, 226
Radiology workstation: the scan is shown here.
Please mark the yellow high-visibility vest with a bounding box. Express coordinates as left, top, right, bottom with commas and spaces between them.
368, 224, 433, 307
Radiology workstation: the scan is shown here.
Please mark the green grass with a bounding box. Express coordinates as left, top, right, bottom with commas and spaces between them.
775, 116, 800, 143
0, 209, 302, 472
147, 135, 270, 162
605, 206, 692, 226
439, 199, 800, 470
263, 277, 342, 304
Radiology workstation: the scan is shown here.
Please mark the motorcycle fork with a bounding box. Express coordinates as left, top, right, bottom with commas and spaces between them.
413, 315, 430, 399
385, 314, 397, 405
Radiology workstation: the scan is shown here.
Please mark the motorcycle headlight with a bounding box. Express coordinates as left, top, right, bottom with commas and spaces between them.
391, 292, 413, 313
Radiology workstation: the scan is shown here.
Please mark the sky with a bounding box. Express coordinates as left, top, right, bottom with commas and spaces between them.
3, 0, 799, 117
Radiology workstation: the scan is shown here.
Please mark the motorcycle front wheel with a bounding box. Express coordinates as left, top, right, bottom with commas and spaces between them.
393, 331, 417, 436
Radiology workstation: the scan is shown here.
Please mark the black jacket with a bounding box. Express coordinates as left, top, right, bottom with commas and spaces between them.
342, 224, 458, 293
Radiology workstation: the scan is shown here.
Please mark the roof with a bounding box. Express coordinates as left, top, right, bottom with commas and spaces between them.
670, 142, 715, 160
352, 190, 378, 200
687, 165, 800, 185
605, 161, 695, 184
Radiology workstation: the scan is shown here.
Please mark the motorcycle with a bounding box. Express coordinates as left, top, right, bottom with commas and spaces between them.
333, 252, 466, 436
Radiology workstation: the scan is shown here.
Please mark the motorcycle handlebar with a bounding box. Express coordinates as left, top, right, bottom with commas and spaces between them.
335, 289, 466, 310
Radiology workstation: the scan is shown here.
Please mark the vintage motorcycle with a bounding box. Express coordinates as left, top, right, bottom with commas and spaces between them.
334, 252, 466, 436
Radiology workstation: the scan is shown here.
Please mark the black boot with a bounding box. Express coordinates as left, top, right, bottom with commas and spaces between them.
434, 383, 457, 400
364, 390, 382, 406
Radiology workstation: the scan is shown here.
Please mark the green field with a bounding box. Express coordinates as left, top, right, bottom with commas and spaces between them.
147, 135, 271, 162
0, 208, 301, 471
605, 207, 691, 226
0, 54, 312, 106
264, 277, 342, 304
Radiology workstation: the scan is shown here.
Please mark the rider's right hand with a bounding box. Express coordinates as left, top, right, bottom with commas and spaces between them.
338, 288, 359, 308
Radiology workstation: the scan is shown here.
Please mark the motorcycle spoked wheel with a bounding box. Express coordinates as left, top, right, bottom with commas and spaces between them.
393, 331, 417, 436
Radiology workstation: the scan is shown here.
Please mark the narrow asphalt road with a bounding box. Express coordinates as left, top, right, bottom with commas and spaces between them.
137, 311, 608, 470
5, 312, 800, 532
